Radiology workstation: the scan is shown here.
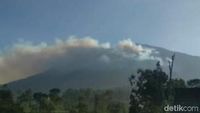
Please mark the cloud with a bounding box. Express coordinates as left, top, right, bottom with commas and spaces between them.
0, 36, 161, 84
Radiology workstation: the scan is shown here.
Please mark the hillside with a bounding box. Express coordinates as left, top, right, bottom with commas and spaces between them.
8, 45, 200, 91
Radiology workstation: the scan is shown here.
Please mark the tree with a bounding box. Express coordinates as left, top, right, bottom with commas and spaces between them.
171, 79, 186, 88
17, 89, 34, 113
77, 96, 88, 113
33, 92, 51, 113
129, 62, 168, 113
49, 88, 60, 97
49, 88, 62, 103
49, 88, 64, 112
107, 102, 126, 113
62, 89, 80, 113
187, 79, 200, 88
94, 90, 114, 113
0, 86, 22, 113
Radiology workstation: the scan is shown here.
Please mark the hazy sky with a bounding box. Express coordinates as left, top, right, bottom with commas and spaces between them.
1, 0, 200, 56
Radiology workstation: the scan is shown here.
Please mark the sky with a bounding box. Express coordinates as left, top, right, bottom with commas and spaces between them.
1, 0, 200, 56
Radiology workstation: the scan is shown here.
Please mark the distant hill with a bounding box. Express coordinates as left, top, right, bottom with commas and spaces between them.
8, 45, 200, 92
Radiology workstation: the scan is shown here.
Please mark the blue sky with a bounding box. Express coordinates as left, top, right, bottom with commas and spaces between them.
1, 0, 200, 56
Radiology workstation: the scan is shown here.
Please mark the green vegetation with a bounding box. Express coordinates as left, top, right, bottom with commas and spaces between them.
129, 67, 168, 113
128, 61, 198, 113
0, 87, 129, 113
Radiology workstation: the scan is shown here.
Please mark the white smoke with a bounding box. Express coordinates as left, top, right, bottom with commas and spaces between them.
0, 37, 161, 84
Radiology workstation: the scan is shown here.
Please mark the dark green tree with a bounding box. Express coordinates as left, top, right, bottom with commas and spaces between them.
171, 79, 186, 88
187, 79, 200, 88
33, 92, 51, 113
62, 89, 80, 113
49, 88, 64, 112
17, 89, 34, 113
94, 90, 114, 113
49, 88, 61, 101
77, 96, 88, 113
0, 86, 22, 113
129, 62, 168, 113
107, 102, 126, 113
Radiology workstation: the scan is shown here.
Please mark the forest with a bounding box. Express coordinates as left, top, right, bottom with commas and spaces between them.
0, 86, 129, 113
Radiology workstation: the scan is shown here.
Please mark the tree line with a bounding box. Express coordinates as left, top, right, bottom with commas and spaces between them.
0, 86, 129, 113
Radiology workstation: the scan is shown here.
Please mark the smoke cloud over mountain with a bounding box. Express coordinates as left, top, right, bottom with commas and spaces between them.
0, 37, 161, 84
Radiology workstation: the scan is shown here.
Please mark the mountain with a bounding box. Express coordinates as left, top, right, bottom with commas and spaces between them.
150, 45, 200, 80
8, 45, 200, 92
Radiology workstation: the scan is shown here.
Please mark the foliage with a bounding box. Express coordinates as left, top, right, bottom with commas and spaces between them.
129, 64, 168, 113
171, 78, 186, 88
0, 87, 128, 113
187, 79, 200, 88
0, 85, 22, 113
128, 61, 189, 113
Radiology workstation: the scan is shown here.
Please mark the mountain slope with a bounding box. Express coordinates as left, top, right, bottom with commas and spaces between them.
8, 45, 200, 91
